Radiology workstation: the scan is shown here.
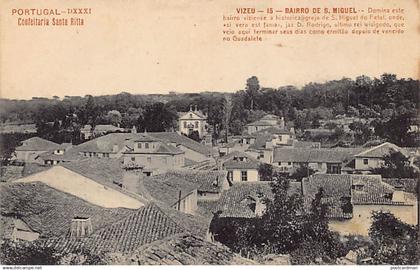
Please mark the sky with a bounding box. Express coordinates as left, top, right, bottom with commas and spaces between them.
0, 0, 418, 100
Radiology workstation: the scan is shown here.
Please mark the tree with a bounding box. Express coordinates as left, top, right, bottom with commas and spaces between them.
349, 121, 373, 145
368, 211, 417, 265
187, 130, 201, 142
245, 76, 260, 110
137, 103, 178, 132
106, 110, 122, 126
290, 164, 316, 181
0, 240, 63, 265
371, 151, 419, 178
258, 163, 274, 181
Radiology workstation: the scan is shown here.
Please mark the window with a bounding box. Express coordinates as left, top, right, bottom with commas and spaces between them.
138, 143, 142, 148
288, 162, 292, 165
278, 135, 282, 141
131, 157, 135, 161
363, 159, 368, 165
183, 121, 187, 128
147, 157, 151, 163
145, 143, 149, 149
241, 171, 248, 181
195, 121, 198, 128
246, 138, 250, 144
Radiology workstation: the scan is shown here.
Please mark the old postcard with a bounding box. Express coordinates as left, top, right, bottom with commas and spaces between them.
0, 0, 419, 267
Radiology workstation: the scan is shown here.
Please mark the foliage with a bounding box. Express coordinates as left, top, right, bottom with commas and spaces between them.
187, 130, 201, 142
0, 133, 34, 165
371, 151, 419, 178
258, 163, 274, 181
0, 240, 63, 265
137, 103, 178, 132
368, 211, 418, 265
289, 164, 316, 181
211, 173, 345, 264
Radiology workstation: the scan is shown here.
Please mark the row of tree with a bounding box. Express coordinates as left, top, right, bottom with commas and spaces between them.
0, 73, 418, 146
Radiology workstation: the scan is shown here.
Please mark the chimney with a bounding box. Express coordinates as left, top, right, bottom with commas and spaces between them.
189, 105, 193, 111
112, 144, 119, 153
280, 117, 285, 129
195, 105, 198, 112
131, 125, 137, 133
255, 198, 266, 217
392, 185, 405, 203
70, 217, 93, 238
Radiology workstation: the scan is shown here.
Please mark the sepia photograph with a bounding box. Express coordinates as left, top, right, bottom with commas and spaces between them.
0, 0, 419, 267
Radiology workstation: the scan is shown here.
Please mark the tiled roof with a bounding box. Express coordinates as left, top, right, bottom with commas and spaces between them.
149, 132, 215, 156
74, 133, 140, 153
0, 182, 135, 238
220, 151, 261, 170
223, 156, 260, 170
160, 170, 227, 193
38, 147, 84, 162
61, 158, 125, 187
215, 181, 301, 218
254, 126, 291, 135
47, 203, 209, 254
126, 234, 255, 265
382, 178, 418, 194
273, 148, 355, 163
292, 141, 321, 149
137, 175, 198, 207
15, 137, 60, 151
246, 120, 276, 127
302, 174, 415, 219
354, 142, 407, 158
247, 134, 272, 150
93, 125, 124, 132
178, 110, 207, 119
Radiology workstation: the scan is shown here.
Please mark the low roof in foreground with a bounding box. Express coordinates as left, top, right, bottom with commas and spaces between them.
124, 233, 255, 265
47, 202, 209, 254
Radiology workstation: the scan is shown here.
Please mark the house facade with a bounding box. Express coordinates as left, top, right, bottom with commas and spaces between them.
353, 142, 408, 173
178, 105, 208, 138
122, 136, 185, 171
267, 148, 355, 174
222, 153, 261, 182
245, 114, 285, 134
303, 174, 418, 236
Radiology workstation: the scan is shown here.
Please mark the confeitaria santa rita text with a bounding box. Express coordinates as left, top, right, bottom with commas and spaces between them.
17, 17, 85, 26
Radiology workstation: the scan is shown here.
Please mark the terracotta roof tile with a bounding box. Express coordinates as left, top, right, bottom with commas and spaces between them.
0, 182, 135, 238
159, 170, 226, 193
46, 203, 209, 254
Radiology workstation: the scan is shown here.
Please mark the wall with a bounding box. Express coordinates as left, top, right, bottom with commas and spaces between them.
247, 125, 272, 134
174, 190, 198, 214
230, 169, 259, 182
355, 157, 383, 171
198, 191, 221, 201
329, 202, 418, 236
123, 153, 184, 170
15, 166, 143, 209
177, 144, 211, 162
